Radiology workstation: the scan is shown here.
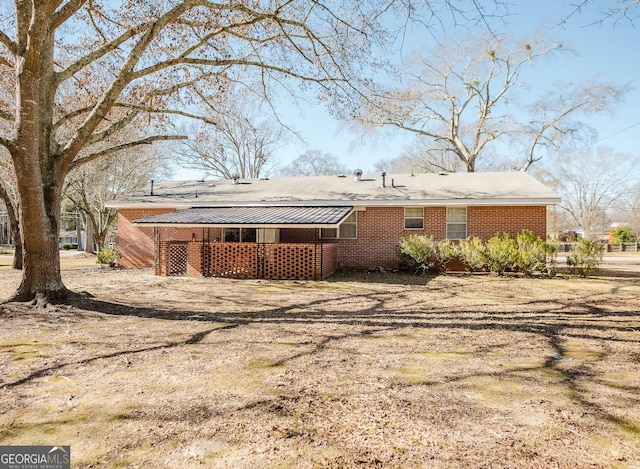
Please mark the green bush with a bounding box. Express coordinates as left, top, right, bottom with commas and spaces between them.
437, 239, 460, 273
458, 237, 486, 272
514, 230, 548, 276
398, 234, 437, 273
97, 245, 121, 268
567, 239, 604, 277
485, 233, 518, 275
609, 225, 634, 243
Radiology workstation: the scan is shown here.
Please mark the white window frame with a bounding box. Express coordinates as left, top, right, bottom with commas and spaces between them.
320, 212, 357, 239
404, 207, 424, 230
339, 212, 357, 239
446, 207, 467, 240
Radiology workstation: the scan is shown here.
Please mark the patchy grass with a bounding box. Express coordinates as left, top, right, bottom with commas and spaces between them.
1, 266, 639, 468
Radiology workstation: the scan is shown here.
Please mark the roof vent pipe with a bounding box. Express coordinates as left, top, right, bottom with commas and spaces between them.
353, 168, 363, 182
150, 179, 154, 196
380, 171, 386, 188
231, 173, 240, 184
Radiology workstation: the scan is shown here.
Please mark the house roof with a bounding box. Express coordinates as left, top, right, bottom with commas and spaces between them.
134, 206, 353, 228
108, 171, 561, 208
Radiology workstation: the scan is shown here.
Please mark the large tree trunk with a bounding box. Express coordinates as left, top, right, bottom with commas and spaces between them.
8, 7, 72, 304
9, 166, 71, 303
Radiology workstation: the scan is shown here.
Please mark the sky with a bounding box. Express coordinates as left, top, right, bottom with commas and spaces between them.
172, 1, 640, 180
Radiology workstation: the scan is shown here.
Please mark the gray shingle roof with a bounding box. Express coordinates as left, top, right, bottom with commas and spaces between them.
108, 171, 561, 208
135, 206, 353, 227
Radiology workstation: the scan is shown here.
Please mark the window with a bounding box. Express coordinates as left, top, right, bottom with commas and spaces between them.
224, 227, 257, 242
404, 207, 424, 229
339, 212, 357, 239
320, 212, 357, 239
446, 207, 467, 240
320, 228, 337, 239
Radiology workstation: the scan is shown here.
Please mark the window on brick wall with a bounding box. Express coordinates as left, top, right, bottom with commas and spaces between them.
321, 212, 357, 239
224, 227, 257, 242
404, 207, 424, 229
320, 227, 337, 239
446, 207, 467, 240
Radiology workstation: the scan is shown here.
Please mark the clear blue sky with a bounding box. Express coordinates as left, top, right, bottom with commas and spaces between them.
173, 1, 639, 179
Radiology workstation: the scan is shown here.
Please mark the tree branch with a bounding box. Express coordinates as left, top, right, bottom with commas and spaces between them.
69, 135, 187, 170
85, 110, 140, 146
0, 136, 16, 154
51, 0, 88, 30
59, 1, 194, 168
0, 107, 15, 122
55, 23, 149, 85
0, 30, 17, 55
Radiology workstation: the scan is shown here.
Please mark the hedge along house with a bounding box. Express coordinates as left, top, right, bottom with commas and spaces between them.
107, 171, 561, 279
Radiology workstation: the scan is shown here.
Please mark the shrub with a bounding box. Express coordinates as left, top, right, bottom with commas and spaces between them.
398, 235, 437, 273
567, 239, 604, 277
609, 225, 634, 243
514, 230, 548, 276
437, 239, 460, 273
485, 233, 518, 275
97, 245, 121, 268
458, 237, 486, 272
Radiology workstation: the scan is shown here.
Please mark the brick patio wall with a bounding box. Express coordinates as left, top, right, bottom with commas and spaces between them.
155, 241, 336, 279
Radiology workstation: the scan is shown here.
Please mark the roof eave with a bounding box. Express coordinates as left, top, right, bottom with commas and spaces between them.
133, 222, 342, 229
111, 197, 561, 209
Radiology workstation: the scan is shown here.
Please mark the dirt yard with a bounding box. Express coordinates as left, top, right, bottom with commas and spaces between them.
1, 260, 639, 468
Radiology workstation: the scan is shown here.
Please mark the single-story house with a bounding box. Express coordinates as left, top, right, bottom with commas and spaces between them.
107, 171, 561, 279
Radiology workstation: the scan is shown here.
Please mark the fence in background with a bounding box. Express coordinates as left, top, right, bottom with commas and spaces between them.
556, 242, 639, 253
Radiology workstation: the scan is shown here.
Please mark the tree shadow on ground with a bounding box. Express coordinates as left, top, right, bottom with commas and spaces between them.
2, 277, 639, 437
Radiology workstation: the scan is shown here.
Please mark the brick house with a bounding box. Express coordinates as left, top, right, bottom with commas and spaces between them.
108, 171, 560, 279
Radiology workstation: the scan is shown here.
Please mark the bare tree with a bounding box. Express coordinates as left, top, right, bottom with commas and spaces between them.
0, 151, 21, 269
280, 149, 349, 176
610, 182, 640, 238
375, 136, 462, 174
553, 146, 638, 240
630, 185, 640, 238
562, 0, 640, 26
65, 146, 166, 252
0, 0, 413, 304
353, 34, 625, 172
173, 89, 286, 179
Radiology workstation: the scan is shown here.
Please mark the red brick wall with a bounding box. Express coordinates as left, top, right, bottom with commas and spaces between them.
329, 206, 547, 269
117, 208, 176, 268
329, 207, 447, 269
280, 228, 317, 243
468, 206, 547, 240
320, 243, 338, 279
117, 205, 548, 272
